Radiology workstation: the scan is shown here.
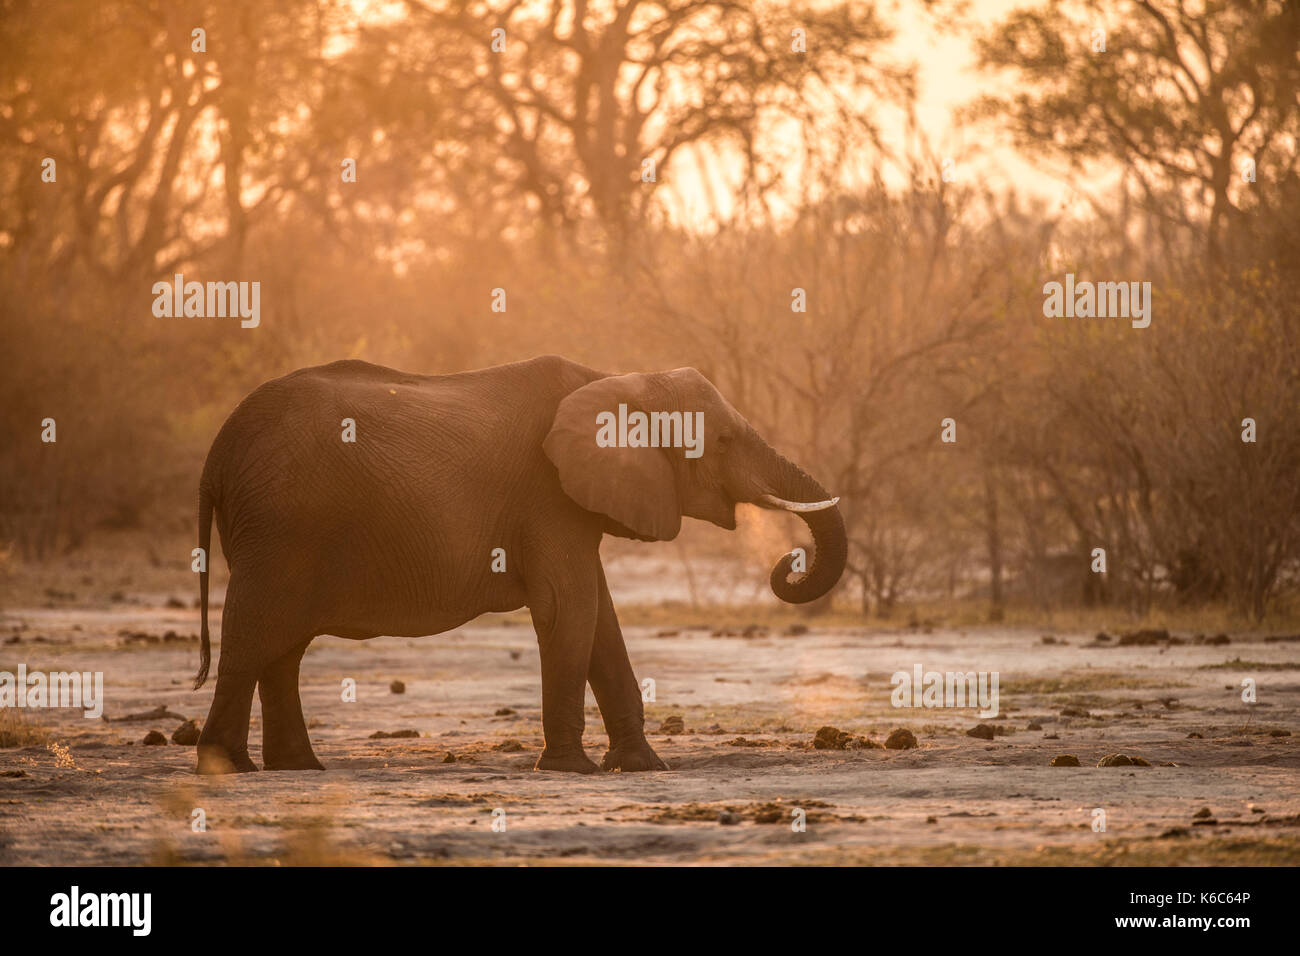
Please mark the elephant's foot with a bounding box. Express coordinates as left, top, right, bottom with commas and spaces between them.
534, 748, 601, 774
602, 737, 669, 772
263, 750, 325, 772
196, 743, 258, 775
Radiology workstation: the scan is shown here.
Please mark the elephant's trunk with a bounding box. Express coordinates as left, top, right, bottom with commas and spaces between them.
751, 443, 847, 605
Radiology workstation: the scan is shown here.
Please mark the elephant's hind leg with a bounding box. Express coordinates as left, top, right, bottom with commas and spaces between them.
260, 639, 324, 771
196, 577, 297, 774
196, 667, 258, 774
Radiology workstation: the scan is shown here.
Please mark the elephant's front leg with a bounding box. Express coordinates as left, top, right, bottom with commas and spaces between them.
527, 559, 601, 773
590, 566, 667, 771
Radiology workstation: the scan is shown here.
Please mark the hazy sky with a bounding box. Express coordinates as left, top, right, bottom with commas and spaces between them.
661, 0, 1089, 227
898, 0, 1074, 205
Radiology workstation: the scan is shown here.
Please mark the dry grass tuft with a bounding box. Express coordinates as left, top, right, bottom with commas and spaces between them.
0, 708, 50, 748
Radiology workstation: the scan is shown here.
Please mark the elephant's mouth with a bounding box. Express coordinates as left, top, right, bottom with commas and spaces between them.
717, 497, 739, 530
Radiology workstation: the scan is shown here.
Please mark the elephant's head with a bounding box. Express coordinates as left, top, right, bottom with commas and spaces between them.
543, 367, 846, 604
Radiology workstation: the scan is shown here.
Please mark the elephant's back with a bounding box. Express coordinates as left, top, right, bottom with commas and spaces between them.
202, 355, 595, 555
247, 354, 598, 418
207, 363, 478, 506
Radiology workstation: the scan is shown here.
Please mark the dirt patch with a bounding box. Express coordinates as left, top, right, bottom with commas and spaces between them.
1, 603, 1298, 865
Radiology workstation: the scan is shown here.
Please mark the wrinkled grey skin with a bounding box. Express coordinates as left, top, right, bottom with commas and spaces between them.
194, 356, 846, 774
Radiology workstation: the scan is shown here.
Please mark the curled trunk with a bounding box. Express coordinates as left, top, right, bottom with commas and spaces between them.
757, 447, 848, 604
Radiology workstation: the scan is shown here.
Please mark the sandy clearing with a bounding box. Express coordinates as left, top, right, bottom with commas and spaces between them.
1, 606, 1298, 865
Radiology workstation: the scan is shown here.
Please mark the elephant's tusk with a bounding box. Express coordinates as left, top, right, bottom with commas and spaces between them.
756, 494, 840, 513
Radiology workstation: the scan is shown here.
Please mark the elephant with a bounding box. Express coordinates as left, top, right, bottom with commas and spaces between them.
193, 355, 846, 774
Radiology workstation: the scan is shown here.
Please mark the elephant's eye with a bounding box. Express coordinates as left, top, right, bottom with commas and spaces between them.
714, 432, 732, 453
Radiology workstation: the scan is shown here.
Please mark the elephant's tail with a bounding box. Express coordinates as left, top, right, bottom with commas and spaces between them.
194, 478, 214, 690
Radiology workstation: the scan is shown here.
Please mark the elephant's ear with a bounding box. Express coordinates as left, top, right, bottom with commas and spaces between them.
543, 373, 682, 541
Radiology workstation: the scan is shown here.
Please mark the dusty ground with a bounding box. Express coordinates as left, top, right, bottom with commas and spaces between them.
2, 575, 1299, 865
